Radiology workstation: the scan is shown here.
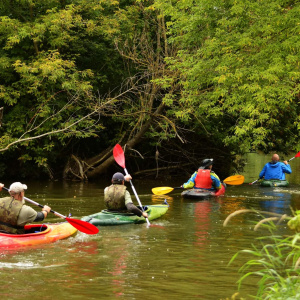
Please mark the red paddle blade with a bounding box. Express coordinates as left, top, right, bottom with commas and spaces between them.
113, 144, 126, 168
295, 152, 300, 158
148, 224, 165, 229
66, 218, 99, 235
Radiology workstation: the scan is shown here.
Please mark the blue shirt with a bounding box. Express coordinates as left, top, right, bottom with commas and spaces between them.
259, 162, 292, 180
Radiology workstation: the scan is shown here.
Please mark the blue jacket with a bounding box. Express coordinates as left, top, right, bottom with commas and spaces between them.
259, 162, 292, 180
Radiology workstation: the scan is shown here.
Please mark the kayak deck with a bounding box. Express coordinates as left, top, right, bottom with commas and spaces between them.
260, 179, 289, 187
0, 222, 77, 249
181, 184, 226, 200
82, 204, 169, 226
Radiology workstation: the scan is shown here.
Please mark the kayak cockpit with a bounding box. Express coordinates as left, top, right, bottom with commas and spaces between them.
0, 224, 50, 237
101, 206, 149, 216
24, 224, 50, 235
102, 209, 135, 216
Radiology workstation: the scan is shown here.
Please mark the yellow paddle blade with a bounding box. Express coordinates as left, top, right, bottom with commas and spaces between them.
152, 187, 174, 195
223, 175, 244, 185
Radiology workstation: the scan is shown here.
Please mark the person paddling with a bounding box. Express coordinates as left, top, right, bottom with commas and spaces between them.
259, 153, 292, 180
0, 182, 51, 234
181, 159, 222, 191
104, 173, 148, 219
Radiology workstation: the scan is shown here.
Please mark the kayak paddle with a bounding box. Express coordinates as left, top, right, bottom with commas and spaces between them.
113, 144, 151, 226
152, 175, 245, 195
223, 175, 244, 185
3, 187, 99, 235
152, 186, 183, 196
249, 178, 260, 185
249, 151, 300, 185
287, 151, 300, 162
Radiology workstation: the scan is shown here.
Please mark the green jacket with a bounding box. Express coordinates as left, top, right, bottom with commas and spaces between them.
0, 197, 25, 234
104, 184, 128, 210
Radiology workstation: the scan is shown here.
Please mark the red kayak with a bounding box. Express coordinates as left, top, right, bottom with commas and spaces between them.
0, 222, 77, 249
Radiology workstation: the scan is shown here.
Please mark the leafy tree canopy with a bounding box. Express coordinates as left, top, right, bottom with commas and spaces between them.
154, 0, 300, 154
1, 0, 300, 179
0, 0, 130, 177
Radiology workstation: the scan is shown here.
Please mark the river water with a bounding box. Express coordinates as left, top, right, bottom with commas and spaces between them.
1, 153, 300, 299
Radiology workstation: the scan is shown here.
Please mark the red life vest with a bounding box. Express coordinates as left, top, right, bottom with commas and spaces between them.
195, 169, 213, 189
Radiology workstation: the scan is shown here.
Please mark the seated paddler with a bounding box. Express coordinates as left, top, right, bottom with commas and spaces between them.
259, 153, 292, 181
104, 172, 148, 219
181, 159, 222, 191
0, 182, 51, 234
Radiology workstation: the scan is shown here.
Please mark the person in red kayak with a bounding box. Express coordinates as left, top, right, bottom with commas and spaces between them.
181, 159, 222, 191
259, 153, 292, 180
0, 182, 51, 234
104, 172, 148, 219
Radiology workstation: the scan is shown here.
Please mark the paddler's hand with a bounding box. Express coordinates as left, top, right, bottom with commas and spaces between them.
124, 174, 132, 182
42, 205, 51, 218
283, 160, 288, 165
142, 212, 148, 218
0, 183, 3, 191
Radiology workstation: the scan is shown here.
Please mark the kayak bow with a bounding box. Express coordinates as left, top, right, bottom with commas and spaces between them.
0, 222, 77, 249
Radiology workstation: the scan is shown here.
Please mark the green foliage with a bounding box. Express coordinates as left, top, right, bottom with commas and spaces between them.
230, 225, 300, 299
154, 0, 300, 154
2, 0, 300, 177
287, 210, 300, 232
0, 0, 178, 178
0, 0, 130, 176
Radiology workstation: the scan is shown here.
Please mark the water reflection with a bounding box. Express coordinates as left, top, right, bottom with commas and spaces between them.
291, 192, 300, 211
219, 197, 247, 215
258, 188, 292, 214
4, 170, 300, 299
69, 240, 99, 255
193, 201, 211, 250
107, 238, 129, 297
151, 194, 174, 204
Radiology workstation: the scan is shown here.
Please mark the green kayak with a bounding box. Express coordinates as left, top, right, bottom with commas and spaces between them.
260, 179, 289, 187
81, 203, 169, 226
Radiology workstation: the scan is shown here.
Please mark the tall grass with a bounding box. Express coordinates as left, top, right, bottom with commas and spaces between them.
229, 227, 300, 299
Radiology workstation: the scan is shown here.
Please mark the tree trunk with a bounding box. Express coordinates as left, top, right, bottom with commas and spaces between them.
86, 102, 165, 178
0, 107, 3, 127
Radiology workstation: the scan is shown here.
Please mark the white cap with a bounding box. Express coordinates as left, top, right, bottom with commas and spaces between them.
9, 182, 27, 194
